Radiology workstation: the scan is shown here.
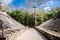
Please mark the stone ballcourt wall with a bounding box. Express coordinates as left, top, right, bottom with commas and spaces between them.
0, 11, 27, 40
35, 27, 60, 40
5, 27, 28, 40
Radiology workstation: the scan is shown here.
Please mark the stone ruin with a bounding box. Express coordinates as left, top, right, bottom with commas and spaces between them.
0, 11, 25, 40
38, 10, 60, 32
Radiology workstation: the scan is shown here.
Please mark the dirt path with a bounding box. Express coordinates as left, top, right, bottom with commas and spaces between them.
16, 28, 47, 40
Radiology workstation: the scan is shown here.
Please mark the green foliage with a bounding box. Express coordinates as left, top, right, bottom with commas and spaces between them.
7, 10, 35, 27
7, 8, 58, 27
47, 8, 58, 19
0, 2, 1, 10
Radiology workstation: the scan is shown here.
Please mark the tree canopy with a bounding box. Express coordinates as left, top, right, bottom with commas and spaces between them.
7, 8, 58, 27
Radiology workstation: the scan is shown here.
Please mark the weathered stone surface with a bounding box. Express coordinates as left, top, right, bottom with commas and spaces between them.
0, 11, 25, 36
0, 11, 47, 40
38, 11, 60, 32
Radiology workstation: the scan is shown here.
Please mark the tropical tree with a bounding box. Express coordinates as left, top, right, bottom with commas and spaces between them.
7, 0, 57, 27
7, 8, 58, 27
47, 8, 58, 19
25, 0, 46, 26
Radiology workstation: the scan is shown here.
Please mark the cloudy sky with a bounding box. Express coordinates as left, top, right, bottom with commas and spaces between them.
1, 0, 60, 10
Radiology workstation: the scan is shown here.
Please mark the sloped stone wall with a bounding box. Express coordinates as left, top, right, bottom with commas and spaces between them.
5, 27, 27, 40
35, 27, 60, 40
0, 11, 26, 40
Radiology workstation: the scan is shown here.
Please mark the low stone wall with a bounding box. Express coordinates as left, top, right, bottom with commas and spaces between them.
35, 27, 60, 40
4, 27, 28, 40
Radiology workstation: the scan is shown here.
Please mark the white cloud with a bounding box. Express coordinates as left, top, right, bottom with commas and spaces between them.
0, 0, 13, 11
3, 0, 12, 5
0, 0, 12, 5
43, 7, 51, 13
44, 7, 51, 11
49, 1, 54, 4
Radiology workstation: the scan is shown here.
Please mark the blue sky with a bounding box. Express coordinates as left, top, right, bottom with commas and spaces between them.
2, 0, 60, 10
9, 0, 24, 7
